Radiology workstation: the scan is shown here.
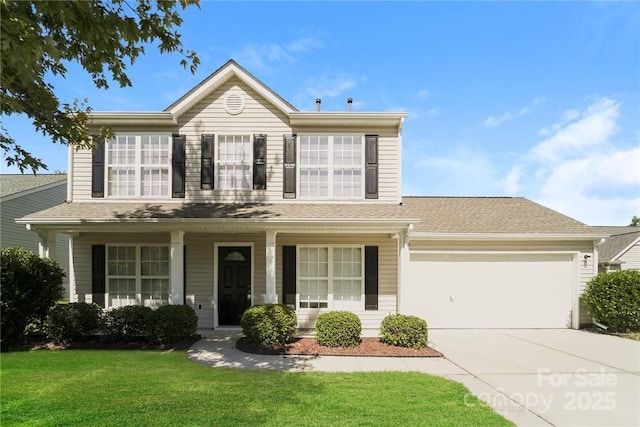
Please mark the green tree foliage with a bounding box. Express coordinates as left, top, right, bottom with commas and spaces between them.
0, 0, 200, 173
630, 216, 640, 227
0, 247, 65, 344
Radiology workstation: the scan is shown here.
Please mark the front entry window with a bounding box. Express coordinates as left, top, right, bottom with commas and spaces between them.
298, 246, 363, 310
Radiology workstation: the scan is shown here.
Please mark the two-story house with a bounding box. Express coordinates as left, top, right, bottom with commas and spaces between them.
18, 60, 604, 332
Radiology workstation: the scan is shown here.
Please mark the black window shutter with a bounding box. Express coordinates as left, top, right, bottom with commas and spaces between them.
201, 134, 215, 189
365, 135, 378, 199
283, 134, 296, 198
364, 246, 379, 310
253, 134, 267, 190
91, 245, 106, 307
91, 137, 105, 198
283, 246, 297, 307
172, 134, 186, 198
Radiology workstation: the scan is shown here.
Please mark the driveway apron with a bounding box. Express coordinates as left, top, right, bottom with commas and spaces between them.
428, 329, 640, 427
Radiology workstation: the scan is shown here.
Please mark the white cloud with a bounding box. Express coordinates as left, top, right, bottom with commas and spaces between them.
530, 98, 619, 162
416, 90, 430, 100
508, 97, 639, 225
303, 75, 358, 99
482, 97, 544, 127
231, 37, 324, 72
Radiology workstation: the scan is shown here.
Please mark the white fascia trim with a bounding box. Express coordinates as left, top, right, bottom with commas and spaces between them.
168, 64, 295, 117
610, 235, 640, 262
410, 250, 581, 255
89, 112, 176, 126
289, 112, 407, 128
409, 232, 608, 241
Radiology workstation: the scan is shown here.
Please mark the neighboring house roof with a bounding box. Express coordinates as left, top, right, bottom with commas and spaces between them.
18, 196, 602, 239
0, 174, 67, 200
593, 226, 640, 263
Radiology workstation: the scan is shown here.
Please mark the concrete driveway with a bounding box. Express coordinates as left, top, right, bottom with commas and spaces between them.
428, 329, 640, 427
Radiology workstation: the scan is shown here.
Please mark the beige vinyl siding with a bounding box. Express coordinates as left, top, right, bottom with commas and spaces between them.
71, 148, 92, 200
1, 183, 69, 294
276, 233, 398, 331
177, 77, 291, 203
618, 242, 640, 270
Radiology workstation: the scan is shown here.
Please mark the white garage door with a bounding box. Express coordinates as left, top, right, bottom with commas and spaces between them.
403, 253, 576, 328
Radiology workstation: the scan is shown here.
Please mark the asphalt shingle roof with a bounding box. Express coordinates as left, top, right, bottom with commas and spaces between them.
19, 196, 600, 236
593, 226, 640, 263
0, 174, 67, 199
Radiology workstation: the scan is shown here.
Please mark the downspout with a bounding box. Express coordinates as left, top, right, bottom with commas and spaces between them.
397, 223, 413, 314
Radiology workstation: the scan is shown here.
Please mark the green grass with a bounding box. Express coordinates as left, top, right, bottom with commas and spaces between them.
0, 350, 513, 427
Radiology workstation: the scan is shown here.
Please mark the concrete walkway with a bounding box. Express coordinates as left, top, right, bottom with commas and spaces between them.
187, 329, 640, 427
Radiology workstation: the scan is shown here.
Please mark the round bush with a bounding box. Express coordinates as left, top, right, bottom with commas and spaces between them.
145, 305, 198, 344
102, 305, 152, 342
582, 270, 640, 332
241, 304, 297, 347
315, 311, 361, 348
380, 314, 428, 349
45, 302, 102, 343
1, 247, 65, 344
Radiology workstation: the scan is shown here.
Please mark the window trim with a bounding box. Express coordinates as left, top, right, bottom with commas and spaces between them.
214, 133, 254, 191
105, 244, 171, 309
104, 133, 172, 198
296, 244, 365, 311
297, 133, 365, 200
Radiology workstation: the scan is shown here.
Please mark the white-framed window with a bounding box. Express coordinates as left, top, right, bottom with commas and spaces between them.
298, 134, 363, 199
106, 245, 170, 308
298, 245, 363, 310
106, 135, 171, 197
217, 134, 252, 190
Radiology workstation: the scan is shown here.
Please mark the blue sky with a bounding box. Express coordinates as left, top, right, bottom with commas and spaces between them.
3, 1, 639, 225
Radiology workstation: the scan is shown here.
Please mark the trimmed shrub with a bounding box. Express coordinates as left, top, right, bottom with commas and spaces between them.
0, 247, 65, 344
582, 270, 640, 332
241, 304, 297, 347
145, 305, 198, 344
315, 311, 361, 348
380, 314, 428, 349
45, 303, 102, 343
102, 305, 152, 342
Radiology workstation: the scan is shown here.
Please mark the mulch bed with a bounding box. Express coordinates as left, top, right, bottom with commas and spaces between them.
236, 337, 443, 357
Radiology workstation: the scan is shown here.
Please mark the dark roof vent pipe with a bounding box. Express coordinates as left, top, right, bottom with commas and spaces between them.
347, 98, 353, 111
316, 98, 321, 111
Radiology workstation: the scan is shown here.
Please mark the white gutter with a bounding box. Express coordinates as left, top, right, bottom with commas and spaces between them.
409, 232, 609, 241
89, 112, 176, 126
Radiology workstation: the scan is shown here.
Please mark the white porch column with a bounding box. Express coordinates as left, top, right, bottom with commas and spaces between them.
170, 231, 185, 305
265, 231, 277, 304
37, 230, 57, 258
68, 236, 77, 302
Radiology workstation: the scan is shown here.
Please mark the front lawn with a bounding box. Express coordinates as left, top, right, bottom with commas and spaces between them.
0, 350, 512, 426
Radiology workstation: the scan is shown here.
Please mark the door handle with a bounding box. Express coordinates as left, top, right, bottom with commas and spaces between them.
247, 293, 251, 300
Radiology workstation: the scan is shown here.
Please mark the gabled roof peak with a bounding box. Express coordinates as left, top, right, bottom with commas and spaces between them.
165, 59, 297, 118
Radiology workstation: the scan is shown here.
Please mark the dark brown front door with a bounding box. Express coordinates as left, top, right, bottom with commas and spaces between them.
218, 246, 251, 325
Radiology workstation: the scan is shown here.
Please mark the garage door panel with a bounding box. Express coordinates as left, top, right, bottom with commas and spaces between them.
405, 253, 575, 328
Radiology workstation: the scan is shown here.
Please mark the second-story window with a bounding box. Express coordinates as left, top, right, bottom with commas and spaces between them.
106, 135, 170, 197
217, 134, 252, 189
299, 134, 363, 199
